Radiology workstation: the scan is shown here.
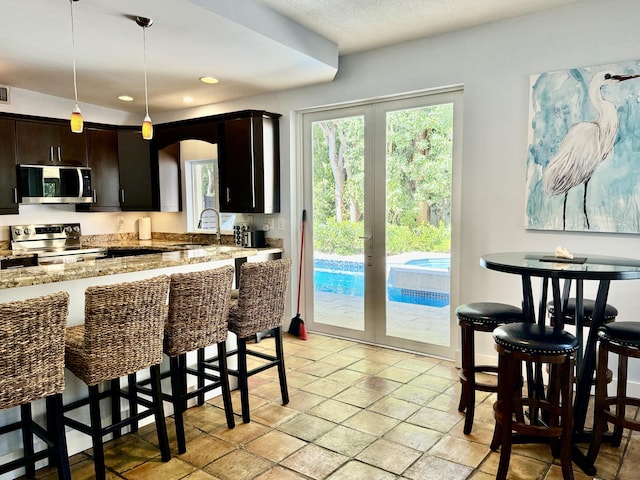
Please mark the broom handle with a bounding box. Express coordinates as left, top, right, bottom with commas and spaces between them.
296, 210, 306, 314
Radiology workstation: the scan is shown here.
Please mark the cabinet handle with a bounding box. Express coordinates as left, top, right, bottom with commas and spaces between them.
92, 188, 97, 203
120, 189, 125, 204
57, 146, 62, 162
50, 146, 54, 163
13, 188, 18, 204
226, 187, 230, 203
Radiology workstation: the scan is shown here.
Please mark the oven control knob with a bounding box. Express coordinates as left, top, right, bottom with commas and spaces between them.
13, 228, 21, 237
73, 226, 80, 233
64, 226, 72, 234
23, 228, 30, 236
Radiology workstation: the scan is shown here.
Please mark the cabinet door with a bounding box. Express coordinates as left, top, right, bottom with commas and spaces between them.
117, 129, 157, 211
219, 117, 255, 213
16, 120, 87, 166
0, 118, 18, 214
79, 128, 121, 211
218, 114, 280, 213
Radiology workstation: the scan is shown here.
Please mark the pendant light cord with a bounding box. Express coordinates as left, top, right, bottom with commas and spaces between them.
70, 0, 79, 106
143, 25, 149, 117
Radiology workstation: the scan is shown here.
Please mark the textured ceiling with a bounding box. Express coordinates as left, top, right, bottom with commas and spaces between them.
0, 0, 580, 114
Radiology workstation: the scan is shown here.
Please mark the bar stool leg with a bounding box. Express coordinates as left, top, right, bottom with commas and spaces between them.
275, 327, 289, 405
587, 344, 609, 466
611, 354, 628, 447
458, 323, 476, 434
217, 341, 236, 429
237, 338, 251, 423
88, 385, 107, 480
47, 393, 71, 480
170, 355, 187, 454
20, 403, 36, 478
496, 350, 514, 480
150, 364, 171, 462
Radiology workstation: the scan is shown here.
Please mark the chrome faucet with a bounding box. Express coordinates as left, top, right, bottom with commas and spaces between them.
197, 208, 222, 244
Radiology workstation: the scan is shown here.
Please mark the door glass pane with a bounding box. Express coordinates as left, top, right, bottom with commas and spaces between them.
385, 104, 453, 346
312, 116, 365, 331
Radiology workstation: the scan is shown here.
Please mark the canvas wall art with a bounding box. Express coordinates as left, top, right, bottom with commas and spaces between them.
525, 60, 640, 233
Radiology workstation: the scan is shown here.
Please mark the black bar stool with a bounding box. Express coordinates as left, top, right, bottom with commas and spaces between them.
163, 266, 236, 453
0, 292, 71, 480
203, 258, 292, 423
587, 322, 640, 470
63, 276, 171, 480
490, 322, 579, 480
456, 302, 524, 434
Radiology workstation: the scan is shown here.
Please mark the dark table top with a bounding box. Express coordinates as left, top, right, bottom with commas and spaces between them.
481, 251, 640, 281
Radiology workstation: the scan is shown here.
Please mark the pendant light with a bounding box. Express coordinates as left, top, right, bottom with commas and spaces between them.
69, 0, 83, 133
136, 16, 153, 140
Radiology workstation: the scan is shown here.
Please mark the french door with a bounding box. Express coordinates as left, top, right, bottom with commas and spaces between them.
302, 90, 462, 357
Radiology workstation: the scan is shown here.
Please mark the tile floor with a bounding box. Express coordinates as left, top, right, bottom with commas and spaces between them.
29, 332, 639, 480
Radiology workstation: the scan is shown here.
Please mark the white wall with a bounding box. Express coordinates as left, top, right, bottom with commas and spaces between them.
2, 0, 640, 366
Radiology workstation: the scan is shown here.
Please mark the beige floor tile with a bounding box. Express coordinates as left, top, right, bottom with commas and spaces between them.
280, 444, 349, 479
409, 372, 457, 393
297, 360, 342, 378
428, 435, 490, 468
383, 422, 443, 451
254, 465, 309, 480
286, 389, 327, 411
315, 425, 377, 456
103, 436, 162, 474
300, 378, 350, 397
403, 454, 473, 480
202, 449, 272, 480
211, 421, 270, 445
285, 369, 319, 389
245, 430, 305, 463
347, 359, 390, 375
343, 410, 400, 437
176, 433, 236, 468
250, 402, 299, 427
389, 383, 439, 405
278, 413, 337, 441
480, 450, 548, 479
123, 457, 196, 480
368, 395, 421, 420
406, 405, 463, 433
332, 385, 387, 408
326, 460, 397, 480
376, 365, 421, 383
308, 399, 362, 423
355, 438, 421, 474
324, 368, 369, 385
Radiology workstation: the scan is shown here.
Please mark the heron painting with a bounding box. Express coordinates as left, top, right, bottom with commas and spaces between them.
526, 61, 640, 233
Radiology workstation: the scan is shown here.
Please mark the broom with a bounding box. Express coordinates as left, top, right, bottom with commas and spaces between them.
288, 209, 308, 340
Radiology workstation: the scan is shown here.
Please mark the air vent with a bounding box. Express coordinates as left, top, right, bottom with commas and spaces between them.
0, 86, 9, 104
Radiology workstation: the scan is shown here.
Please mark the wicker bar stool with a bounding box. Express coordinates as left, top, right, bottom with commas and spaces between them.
63, 276, 171, 480
204, 258, 292, 423
586, 322, 640, 469
490, 323, 579, 480
456, 302, 524, 434
0, 292, 71, 480
164, 266, 236, 453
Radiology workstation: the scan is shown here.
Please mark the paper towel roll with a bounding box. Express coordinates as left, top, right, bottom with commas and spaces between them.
138, 217, 151, 240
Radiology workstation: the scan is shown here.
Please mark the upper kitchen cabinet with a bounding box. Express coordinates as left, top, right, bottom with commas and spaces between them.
218, 111, 281, 213
117, 129, 180, 212
77, 127, 121, 212
0, 118, 18, 214
16, 119, 87, 166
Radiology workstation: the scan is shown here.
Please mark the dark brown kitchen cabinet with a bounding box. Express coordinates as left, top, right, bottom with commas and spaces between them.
218, 111, 280, 213
0, 118, 19, 214
117, 129, 181, 212
117, 129, 156, 211
16, 119, 88, 166
77, 128, 121, 212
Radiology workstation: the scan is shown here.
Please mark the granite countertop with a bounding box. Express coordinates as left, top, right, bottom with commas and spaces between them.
0, 241, 282, 290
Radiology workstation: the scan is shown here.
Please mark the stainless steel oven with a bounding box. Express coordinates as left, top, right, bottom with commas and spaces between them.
10, 223, 106, 264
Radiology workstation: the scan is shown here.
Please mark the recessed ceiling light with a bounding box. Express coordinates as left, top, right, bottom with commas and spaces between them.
118, 95, 134, 102
182, 96, 194, 103
199, 76, 219, 84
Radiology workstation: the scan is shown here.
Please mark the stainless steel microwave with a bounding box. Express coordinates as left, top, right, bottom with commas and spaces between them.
17, 165, 93, 204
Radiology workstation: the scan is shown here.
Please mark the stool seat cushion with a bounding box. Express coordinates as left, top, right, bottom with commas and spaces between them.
547, 298, 618, 325
493, 323, 579, 355
598, 322, 640, 350
456, 302, 523, 327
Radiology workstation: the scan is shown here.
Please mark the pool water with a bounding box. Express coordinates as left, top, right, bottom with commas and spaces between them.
314, 257, 450, 307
